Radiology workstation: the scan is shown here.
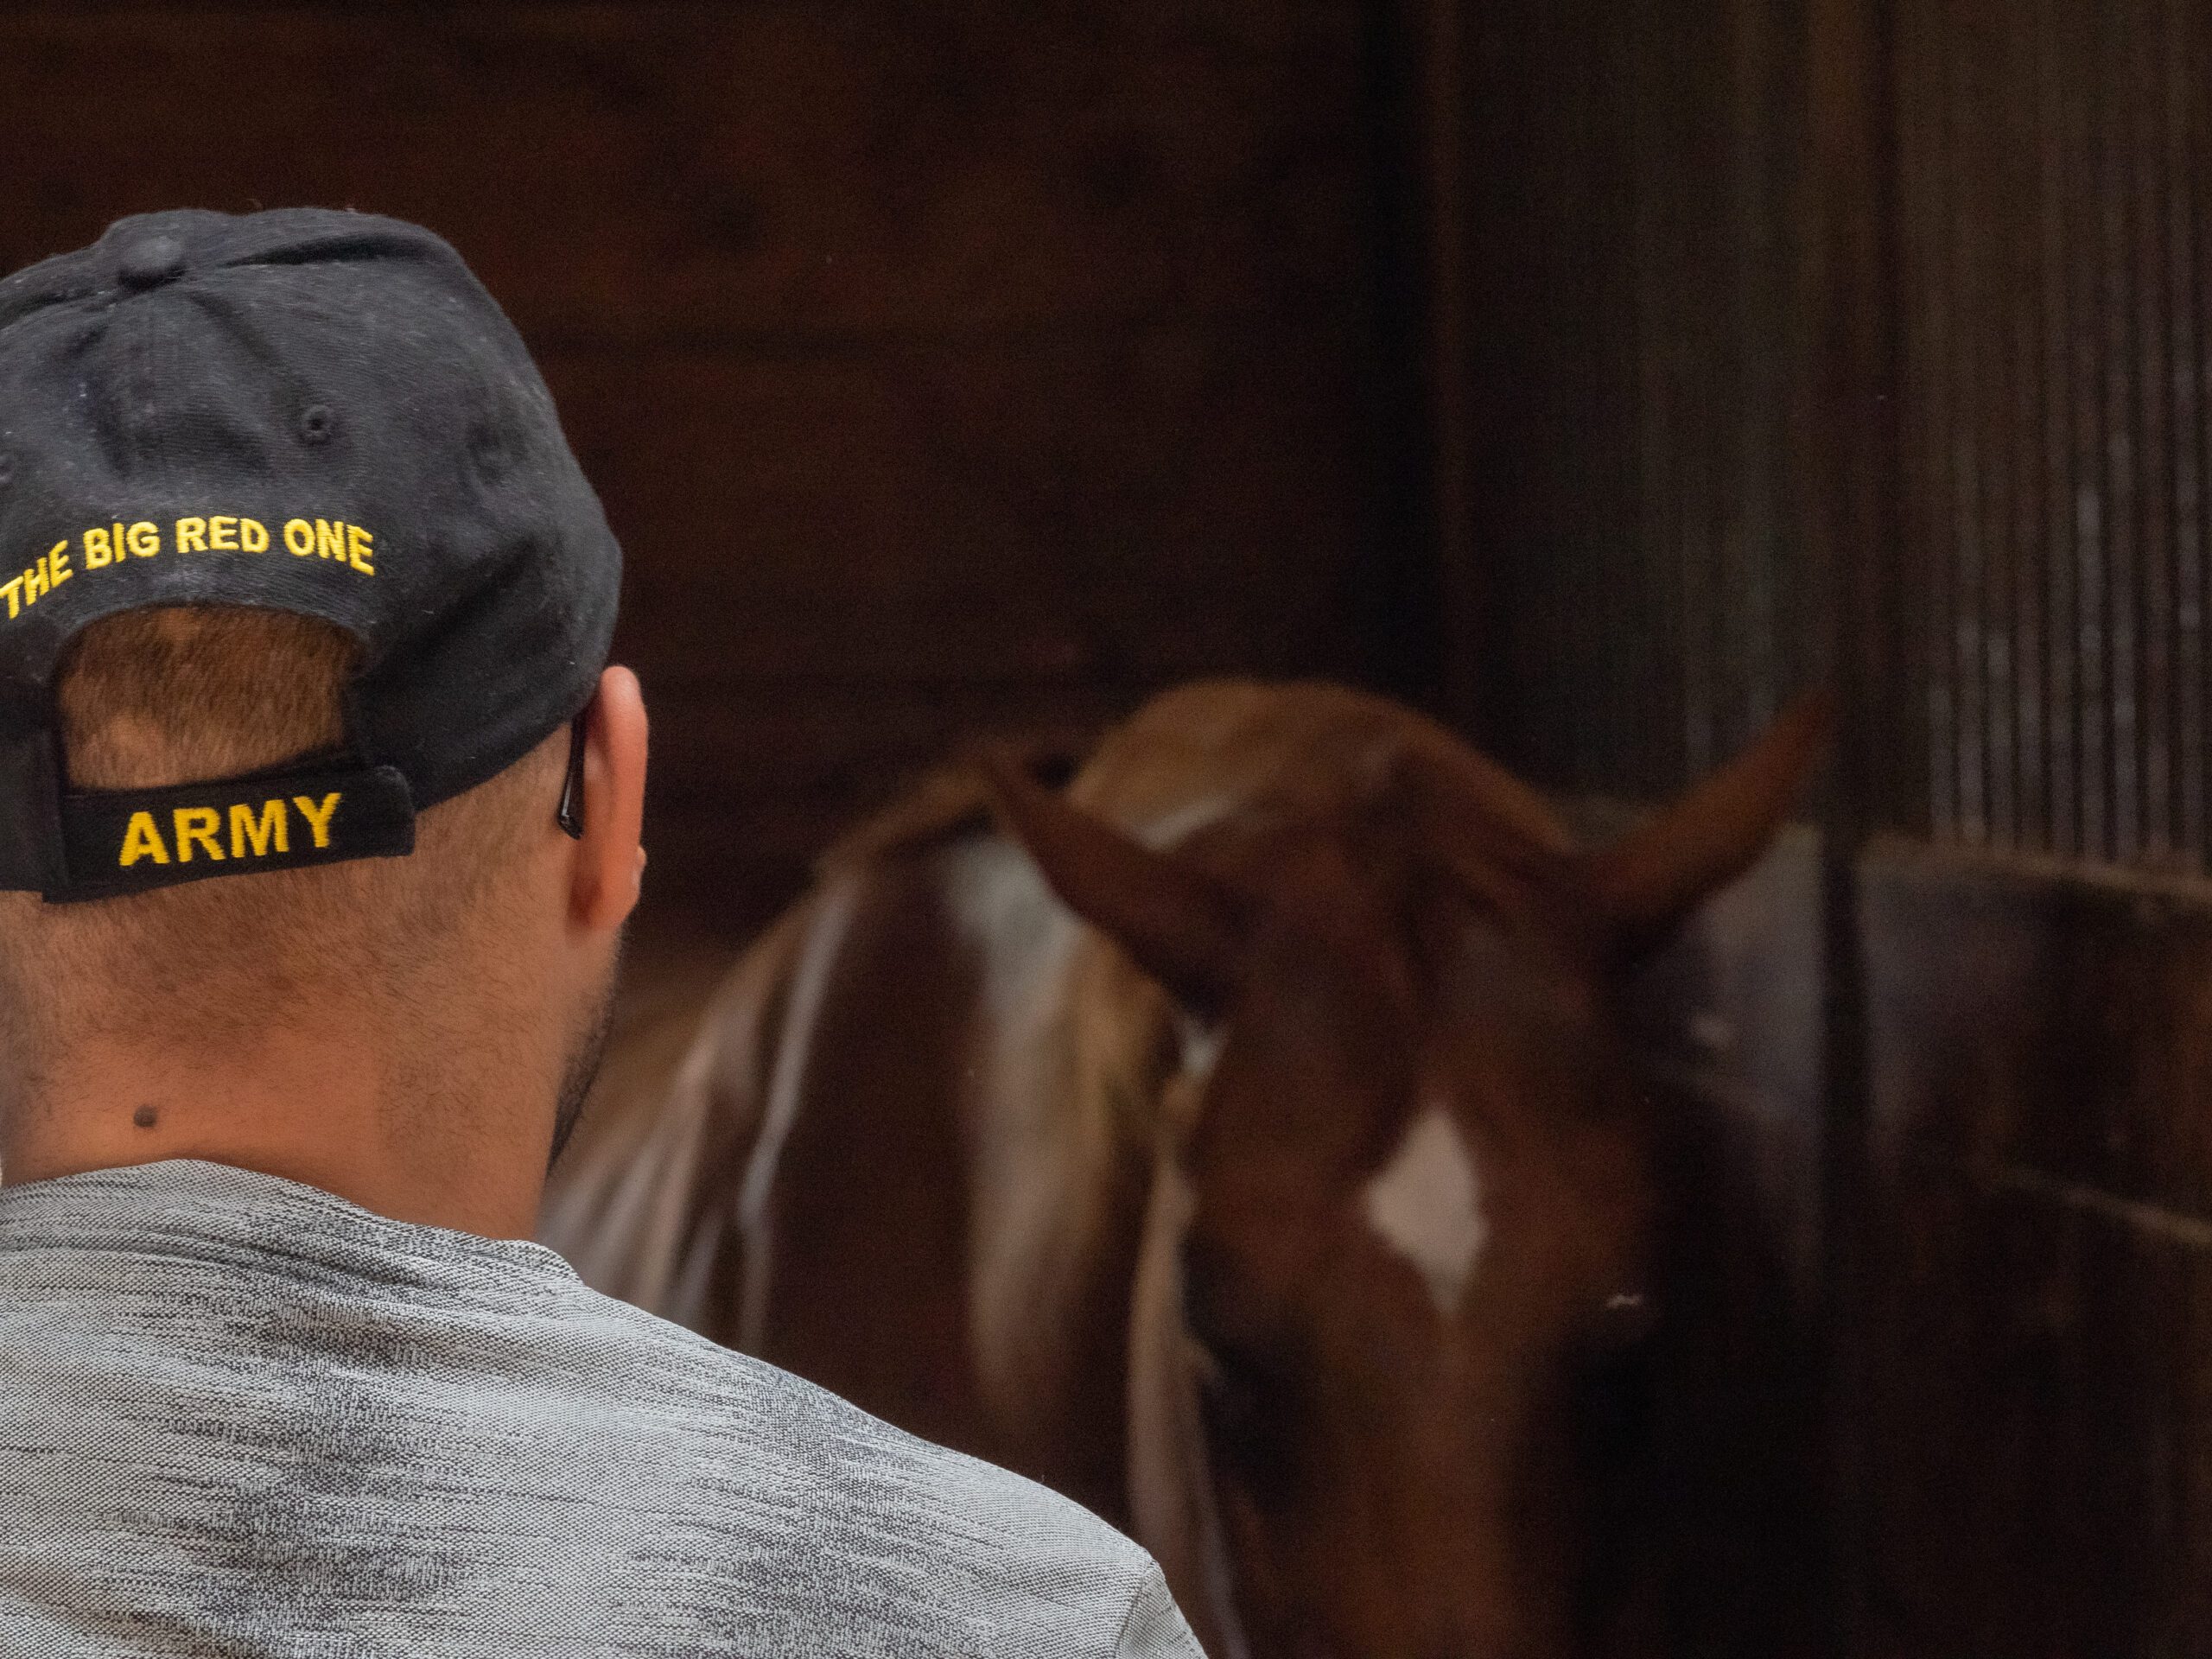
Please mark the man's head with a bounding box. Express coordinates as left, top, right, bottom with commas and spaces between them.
0, 210, 643, 1234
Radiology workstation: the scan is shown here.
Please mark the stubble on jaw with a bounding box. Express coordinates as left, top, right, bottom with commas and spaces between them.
545, 932, 625, 1175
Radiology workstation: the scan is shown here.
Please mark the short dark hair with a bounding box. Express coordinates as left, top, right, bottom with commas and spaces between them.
0, 607, 566, 1094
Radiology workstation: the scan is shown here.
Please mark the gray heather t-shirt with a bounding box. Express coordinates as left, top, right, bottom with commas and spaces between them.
0, 1160, 1202, 1658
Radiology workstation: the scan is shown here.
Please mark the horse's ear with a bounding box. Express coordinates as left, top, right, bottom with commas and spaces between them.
975, 750, 1245, 1014
1579, 690, 1834, 956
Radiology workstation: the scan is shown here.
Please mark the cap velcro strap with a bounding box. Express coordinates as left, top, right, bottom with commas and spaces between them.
49, 764, 416, 902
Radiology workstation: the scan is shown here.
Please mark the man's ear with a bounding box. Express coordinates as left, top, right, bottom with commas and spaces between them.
571, 665, 649, 933
975, 749, 1244, 1016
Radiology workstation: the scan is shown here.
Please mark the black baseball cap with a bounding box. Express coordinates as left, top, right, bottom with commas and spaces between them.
0, 207, 620, 902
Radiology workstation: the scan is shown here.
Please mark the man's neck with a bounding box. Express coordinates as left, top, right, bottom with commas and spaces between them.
3, 1027, 552, 1238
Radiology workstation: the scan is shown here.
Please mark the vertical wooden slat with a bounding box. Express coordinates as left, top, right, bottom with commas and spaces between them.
1629, 0, 1683, 798
2164, 0, 2205, 864
2064, 0, 2109, 861
1972, 0, 2019, 850
1805, 0, 1903, 1646
1731, 0, 1785, 747
2197, 0, 2212, 878
1341, 0, 1456, 714
1676, 0, 1719, 783
1597, 4, 1658, 798
1946, 10, 1989, 844
2035, 0, 2079, 858
2005, 0, 2050, 855
1904, 0, 1956, 841
1549, 0, 1607, 791
1708, 0, 1745, 772
2177, 0, 2212, 862
1422, 0, 1476, 728
2095, 4, 2141, 864
2130, 0, 2175, 864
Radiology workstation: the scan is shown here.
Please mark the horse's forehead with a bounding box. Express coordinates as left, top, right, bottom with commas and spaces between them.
1428, 899, 1604, 1051
1190, 874, 1596, 1178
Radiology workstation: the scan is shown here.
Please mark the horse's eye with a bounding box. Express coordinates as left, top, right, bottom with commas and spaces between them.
1592, 1287, 1660, 1350
1191, 1334, 1302, 1504
1192, 1333, 1282, 1419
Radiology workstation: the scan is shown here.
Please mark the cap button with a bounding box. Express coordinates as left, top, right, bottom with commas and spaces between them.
117, 235, 187, 291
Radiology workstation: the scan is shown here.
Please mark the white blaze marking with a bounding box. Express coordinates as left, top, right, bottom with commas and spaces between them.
1362, 1103, 1487, 1317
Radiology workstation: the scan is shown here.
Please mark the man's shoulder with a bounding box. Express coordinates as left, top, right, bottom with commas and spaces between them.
553, 1281, 1197, 1657
0, 1173, 1207, 1656
560, 1279, 1139, 1554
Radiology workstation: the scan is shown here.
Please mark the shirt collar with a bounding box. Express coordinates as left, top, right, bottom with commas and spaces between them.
0, 1157, 579, 1300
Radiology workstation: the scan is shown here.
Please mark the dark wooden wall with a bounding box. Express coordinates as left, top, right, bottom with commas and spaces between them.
0, 2, 1402, 931
1448, 0, 2212, 1652
1452, 0, 1815, 798
1869, 0, 2212, 1648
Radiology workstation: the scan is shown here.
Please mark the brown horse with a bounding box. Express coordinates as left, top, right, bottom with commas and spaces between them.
543, 678, 1827, 1659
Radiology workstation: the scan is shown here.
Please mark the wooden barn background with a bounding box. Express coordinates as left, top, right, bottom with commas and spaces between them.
5, 1, 2212, 1653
